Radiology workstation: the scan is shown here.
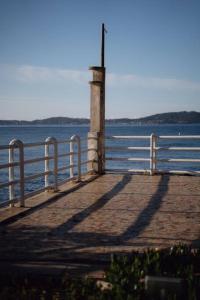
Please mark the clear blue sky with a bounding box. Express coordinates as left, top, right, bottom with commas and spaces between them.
0, 0, 200, 120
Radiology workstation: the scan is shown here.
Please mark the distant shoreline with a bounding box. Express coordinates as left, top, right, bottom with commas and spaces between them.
1, 123, 200, 128
0, 111, 200, 125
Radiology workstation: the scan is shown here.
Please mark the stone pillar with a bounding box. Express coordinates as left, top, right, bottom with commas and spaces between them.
88, 66, 105, 174
87, 131, 99, 173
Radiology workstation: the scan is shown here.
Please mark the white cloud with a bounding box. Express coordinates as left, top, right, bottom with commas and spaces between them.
1, 64, 200, 92
17, 65, 90, 84
107, 73, 200, 91
0, 64, 90, 84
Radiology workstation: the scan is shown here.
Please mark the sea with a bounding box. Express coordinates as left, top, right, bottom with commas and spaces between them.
0, 124, 200, 203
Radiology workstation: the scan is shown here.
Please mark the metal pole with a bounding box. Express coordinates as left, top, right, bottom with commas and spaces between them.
45, 137, 50, 190
53, 138, 58, 191
9, 139, 24, 207
70, 136, 75, 178
150, 134, 154, 175
70, 135, 81, 181
9, 140, 15, 207
101, 23, 105, 67
45, 137, 58, 192
153, 135, 157, 173
19, 141, 25, 207
76, 135, 81, 182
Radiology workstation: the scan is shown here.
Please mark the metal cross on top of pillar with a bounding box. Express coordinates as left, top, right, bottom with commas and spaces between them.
88, 23, 107, 175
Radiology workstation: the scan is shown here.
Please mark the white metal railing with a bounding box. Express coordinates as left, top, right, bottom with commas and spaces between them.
1, 133, 200, 208
0, 135, 91, 208
105, 134, 200, 175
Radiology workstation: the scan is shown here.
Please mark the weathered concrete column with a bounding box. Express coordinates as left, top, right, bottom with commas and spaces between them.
88, 66, 105, 174
87, 131, 99, 173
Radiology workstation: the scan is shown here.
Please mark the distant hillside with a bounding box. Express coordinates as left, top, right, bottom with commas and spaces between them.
136, 111, 200, 124
0, 117, 89, 126
106, 111, 200, 124
0, 111, 200, 125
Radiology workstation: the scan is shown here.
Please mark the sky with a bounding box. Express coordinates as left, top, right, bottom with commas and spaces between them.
0, 0, 200, 120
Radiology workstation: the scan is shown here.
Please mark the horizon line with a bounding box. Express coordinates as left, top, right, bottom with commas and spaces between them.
0, 110, 199, 122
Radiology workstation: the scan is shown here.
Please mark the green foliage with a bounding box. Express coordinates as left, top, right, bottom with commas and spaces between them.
1, 244, 200, 299
105, 245, 200, 299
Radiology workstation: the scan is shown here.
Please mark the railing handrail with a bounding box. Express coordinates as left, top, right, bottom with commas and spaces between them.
106, 134, 200, 139
0, 135, 87, 208
106, 135, 150, 139
105, 134, 200, 176
0, 139, 75, 150
159, 135, 200, 139
1, 133, 200, 208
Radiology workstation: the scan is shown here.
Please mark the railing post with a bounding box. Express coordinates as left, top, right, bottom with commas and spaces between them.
54, 138, 58, 191
9, 141, 15, 207
19, 140, 25, 207
45, 137, 58, 192
9, 139, 24, 207
150, 133, 156, 175
76, 136, 81, 182
70, 136, 74, 179
153, 134, 157, 174
70, 135, 81, 182
45, 138, 50, 190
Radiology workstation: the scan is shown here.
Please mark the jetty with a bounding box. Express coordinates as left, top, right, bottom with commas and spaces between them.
0, 173, 200, 278
0, 24, 200, 279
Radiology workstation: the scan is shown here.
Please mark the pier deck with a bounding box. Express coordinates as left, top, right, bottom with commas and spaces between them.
0, 173, 200, 277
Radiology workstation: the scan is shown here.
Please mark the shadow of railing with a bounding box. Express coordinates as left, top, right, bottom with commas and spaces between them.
1, 173, 197, 278
120, 174, 170, 241
52, 174, 132, 235
120, 175, 169, 242
0, 176, 98, 226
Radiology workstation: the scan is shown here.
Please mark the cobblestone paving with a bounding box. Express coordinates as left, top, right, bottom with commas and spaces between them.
0, 174, 200, 276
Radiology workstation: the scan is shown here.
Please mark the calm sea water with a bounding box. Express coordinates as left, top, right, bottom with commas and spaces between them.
0, 124, 200, 202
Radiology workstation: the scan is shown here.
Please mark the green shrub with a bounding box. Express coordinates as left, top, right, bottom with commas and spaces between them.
1, 244, 200, 299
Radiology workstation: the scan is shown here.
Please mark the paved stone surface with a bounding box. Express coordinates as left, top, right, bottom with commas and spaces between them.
0, 173, 200, 276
